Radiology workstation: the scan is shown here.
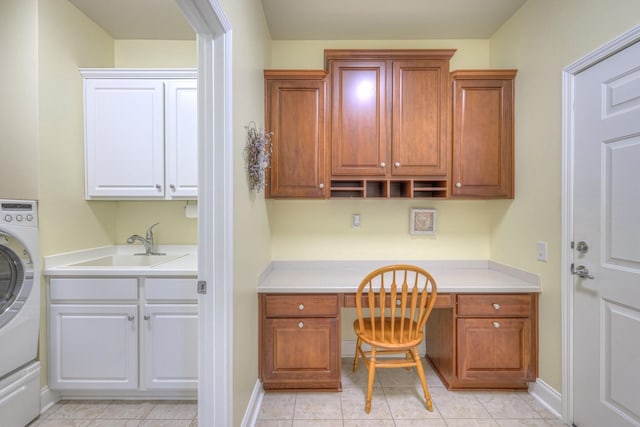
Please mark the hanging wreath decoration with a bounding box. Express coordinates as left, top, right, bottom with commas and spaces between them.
244, 122, 273, 193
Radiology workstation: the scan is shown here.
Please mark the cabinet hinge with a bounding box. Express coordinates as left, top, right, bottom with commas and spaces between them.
197, 280, 207, 294
570, 241, 575, 249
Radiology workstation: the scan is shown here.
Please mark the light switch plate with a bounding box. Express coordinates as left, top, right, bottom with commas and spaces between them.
536, 241, 548, 262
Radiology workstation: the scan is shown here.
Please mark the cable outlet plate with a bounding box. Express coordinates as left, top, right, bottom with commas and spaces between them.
352, 214, 361, 229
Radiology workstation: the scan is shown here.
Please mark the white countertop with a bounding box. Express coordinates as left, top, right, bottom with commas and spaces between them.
258, 260, 540, 293
44, 245, 197, 277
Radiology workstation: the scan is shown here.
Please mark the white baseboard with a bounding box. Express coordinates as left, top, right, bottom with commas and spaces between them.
240, 380, 264, 427
528, 378, 563, 419
40, 386, 61, 414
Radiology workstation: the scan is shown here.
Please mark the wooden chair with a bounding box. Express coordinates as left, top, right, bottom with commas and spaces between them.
353, 264, 438, 414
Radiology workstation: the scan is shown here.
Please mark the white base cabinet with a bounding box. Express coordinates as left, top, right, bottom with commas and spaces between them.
50, 304, 138, 390
142, 304, 198, 390
48, 276, 197, 395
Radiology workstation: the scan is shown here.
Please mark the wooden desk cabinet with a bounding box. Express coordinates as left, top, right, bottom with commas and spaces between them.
259, 292, 537, 391
259, 294, 341, 391
426, 293, 538, 390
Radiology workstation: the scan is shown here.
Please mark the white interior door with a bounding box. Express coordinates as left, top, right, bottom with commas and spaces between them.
572, 40, 640, 426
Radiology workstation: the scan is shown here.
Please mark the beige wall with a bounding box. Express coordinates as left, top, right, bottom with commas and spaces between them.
216, 0, 273, 424
489, 0, 640, 392
0, 0, 39, 200
37, 0, 116, 387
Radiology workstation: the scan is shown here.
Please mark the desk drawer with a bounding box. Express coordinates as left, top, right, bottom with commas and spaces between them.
264, 294, 339, 317
457, 294, 532, 317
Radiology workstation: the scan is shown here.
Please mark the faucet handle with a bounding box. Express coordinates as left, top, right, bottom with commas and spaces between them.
146, 222, 160, 239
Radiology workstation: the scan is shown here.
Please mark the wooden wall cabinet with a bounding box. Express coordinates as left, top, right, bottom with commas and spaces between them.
451, 70, 517, 198
264, 71, 328, 198
425, 293, 537, 390
259, 294, 341, 391
327, 50, 454, 181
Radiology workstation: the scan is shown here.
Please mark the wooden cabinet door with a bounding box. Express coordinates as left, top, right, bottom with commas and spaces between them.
165, 80, 198, 199
456, 317, 534, 385
84, 79, 165, 199
262, 317, 340, 389
49, 304, 138, 390
266, 74, 327, 198
331, 60, 387, 176
142, 304, 198, 390
451, 71, 516, 198
392, 60, 450, 176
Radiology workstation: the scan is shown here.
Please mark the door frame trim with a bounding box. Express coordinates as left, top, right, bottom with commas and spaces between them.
561, 24, 640, 425
175, 0, 234, 426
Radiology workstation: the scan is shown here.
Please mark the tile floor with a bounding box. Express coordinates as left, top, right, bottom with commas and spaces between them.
26, 359, 568, 427
255, 359, 569, 427
27, 400, 197, 427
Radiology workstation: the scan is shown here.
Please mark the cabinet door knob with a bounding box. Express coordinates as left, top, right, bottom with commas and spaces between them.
155, 184, 162, 191
380, 162, 386, 168
492, 303, 500, 310
298, 304, 305, 311
396, 299, 401, 306
127, 315, 135, 321
170, 184, 176, 191
394, 162, 400, 168
455, 182, 462, 188
298, 321, 304, 328
144, 314, 151, 320
493, 321, 500, 328
319, 183, 324, 189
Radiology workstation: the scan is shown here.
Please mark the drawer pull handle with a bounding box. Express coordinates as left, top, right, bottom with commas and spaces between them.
298, 304, 305, 311
298, 321, 304, 328
127, 315, 135, 322
493, 303, 500, 310
493, 321, 500, 328
144, 315, 150, 320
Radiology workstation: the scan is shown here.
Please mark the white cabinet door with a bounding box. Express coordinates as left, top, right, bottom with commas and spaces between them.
165, 80, 198, 199
141, 304, 198, 390
49, 304, 138, 390
84, 79, 165, 199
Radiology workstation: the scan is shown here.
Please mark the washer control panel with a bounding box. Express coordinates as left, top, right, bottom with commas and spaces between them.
0, 200, 38, 227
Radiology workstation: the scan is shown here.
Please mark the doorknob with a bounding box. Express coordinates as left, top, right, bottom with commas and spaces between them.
572, 264, 594, 279
576, 241, 589, 254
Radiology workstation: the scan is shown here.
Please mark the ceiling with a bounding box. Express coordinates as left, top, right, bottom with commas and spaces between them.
67, 0, 527, 41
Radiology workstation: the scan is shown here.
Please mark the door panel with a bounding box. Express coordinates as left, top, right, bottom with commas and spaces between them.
331, 61, 387, 176
573, 39, 640, 427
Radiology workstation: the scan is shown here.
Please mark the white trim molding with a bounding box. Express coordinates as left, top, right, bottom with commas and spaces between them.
240, 381, 265, 427
561, 23, 640, 426
40, 386, 60, 415
528, 379, 563, 419
176, 0, 233, 426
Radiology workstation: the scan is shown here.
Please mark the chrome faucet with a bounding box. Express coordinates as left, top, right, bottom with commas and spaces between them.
127, 223, 165, 255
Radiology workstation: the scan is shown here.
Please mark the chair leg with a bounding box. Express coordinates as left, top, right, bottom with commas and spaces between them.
405, 350, 412, 371
353, 337, 361, 373
411, 347, 432, 412
365, 347, 377, 414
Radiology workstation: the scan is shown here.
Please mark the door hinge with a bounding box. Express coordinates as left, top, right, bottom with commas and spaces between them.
197, 280, 207, 294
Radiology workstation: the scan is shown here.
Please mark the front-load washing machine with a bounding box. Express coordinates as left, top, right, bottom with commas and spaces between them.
0, 199, 41, 426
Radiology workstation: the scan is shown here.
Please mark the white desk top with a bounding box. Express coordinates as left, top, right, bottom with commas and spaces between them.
258, 260, 540, 294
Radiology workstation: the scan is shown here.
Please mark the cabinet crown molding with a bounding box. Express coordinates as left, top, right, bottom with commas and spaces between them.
264, 70, 327, 80
79, 68, 197, 79
324, 49, 457, 70
450, 69, 518, 79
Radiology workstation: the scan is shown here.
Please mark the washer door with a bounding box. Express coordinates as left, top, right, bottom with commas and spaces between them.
0, 231, 33, 328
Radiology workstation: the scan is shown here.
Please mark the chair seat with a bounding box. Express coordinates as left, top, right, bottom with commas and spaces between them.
353, 317, 424, 349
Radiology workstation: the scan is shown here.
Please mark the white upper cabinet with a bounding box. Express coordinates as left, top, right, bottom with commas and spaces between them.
81, 69, 197, 200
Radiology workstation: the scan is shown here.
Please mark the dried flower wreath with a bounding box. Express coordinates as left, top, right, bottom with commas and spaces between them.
244, 122, 273, 193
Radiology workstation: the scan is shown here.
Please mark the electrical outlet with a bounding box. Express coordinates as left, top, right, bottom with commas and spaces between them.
352, 213, 361, 229
536, 241, 548, 262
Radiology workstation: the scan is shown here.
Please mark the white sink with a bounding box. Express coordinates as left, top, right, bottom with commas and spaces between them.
68, 254, 187, 268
